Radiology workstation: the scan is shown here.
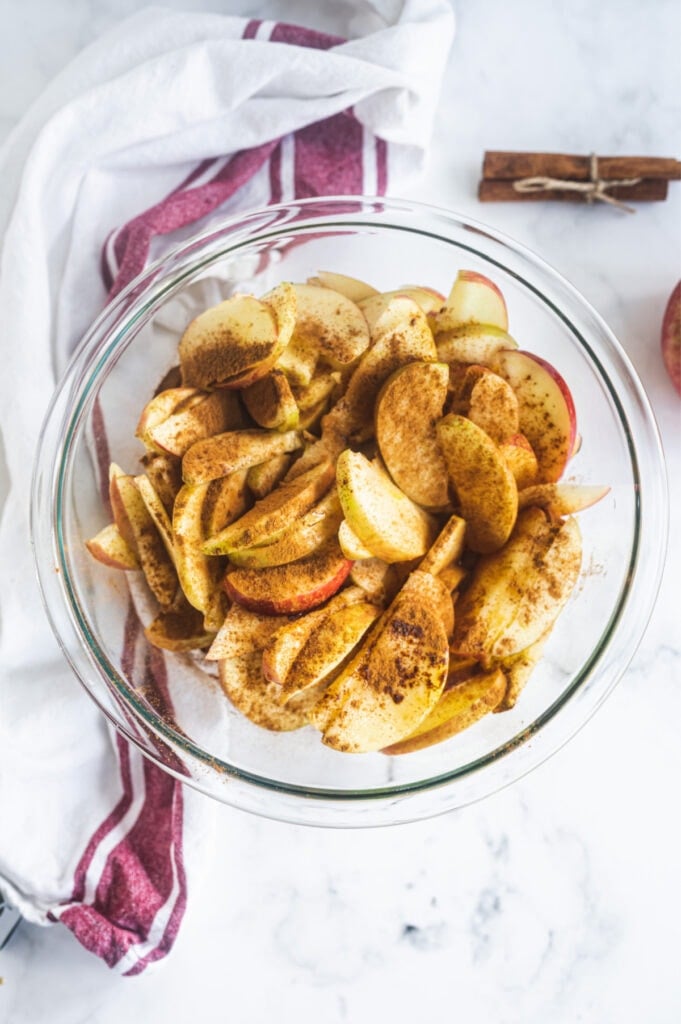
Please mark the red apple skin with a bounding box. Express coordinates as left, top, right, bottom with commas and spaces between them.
520, 349, 577, 452
662, 281, 681, 396
459, 270, 505, 303
224, 557, 353, 615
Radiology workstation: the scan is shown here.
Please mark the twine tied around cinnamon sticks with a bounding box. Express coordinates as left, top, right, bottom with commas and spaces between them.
512, 154, 641, 213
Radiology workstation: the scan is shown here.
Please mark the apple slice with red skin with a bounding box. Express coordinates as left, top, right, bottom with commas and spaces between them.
183, 429, 303, 485
143, 389, 244, 457
292, 284, 370, 369
227, 490, 343, 569
224, 538, 352, 615
308, 271, 378, 303
86, 522, 139, 570
662, 280, 681, 395
435, 270, 508, 332
435, 324, 518, 367
492, 349, 577, 483
517, 482, 610, 518
499, 433, 539, 490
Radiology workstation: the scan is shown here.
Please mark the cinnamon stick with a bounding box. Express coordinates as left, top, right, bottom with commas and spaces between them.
479, 178, 669, 204
483, 151, 681, 182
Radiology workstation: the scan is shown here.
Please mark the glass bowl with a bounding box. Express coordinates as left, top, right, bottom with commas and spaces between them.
31, 197, 667, 827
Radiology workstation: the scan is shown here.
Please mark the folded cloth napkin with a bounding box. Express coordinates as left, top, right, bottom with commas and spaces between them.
0, 1, 454, 974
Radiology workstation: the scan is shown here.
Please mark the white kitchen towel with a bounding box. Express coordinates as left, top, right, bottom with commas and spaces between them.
0, 2, 454, 974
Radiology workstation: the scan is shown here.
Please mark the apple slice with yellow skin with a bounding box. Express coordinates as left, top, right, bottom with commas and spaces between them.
173, 483, 226, 613
349, 558, 401, 605
493, 349, 577, 483
309, 572, 450, 753
292, 284, 370, 369
203, 460, 334, 554
419, 514, 466, 576
375, 361, 450, 510
86, 522, 140, 570
358, 288, 443, 332
218, 654, 310, 731
183, 429, 303, 485
436, 270, 509, 332
436, 414, 518, 554
435, 324, 517, 368
517, 482, 610, 518
336, 449, 438, 563
246, 453, 293, 499
206, 603, 294, 661
145, 596, 215, 652
381, 667, 507, 754
279, 601, 382, 705
462, 367, 519, 445
135, 387, 203, 449
141, 452, 183, 514
202, 587, 230, 634
275, 334, 319, 387
499, 433, 539, 490
179, 283, 296, 389
109, 464, 178, 607
338, 519, 374, 560
228, 490, 343, 568
308, 271, 378, 303
144, 389, 244, 457
242, 370, 299, 432
201, 470, 250, 538
135, 474, 175, 562
224, 538, 352, 615
438, 565, 467, 594
495, 630, 551, 712
450, 507, 553, 663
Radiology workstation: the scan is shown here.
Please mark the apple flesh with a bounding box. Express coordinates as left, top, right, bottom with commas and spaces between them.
493, 349, 577, 483
661, 280, 681, 395
135, 387, 203, 449
517, 482, 610, 518
338, 519, 374, 560
292, 284, 370, 369
206, 603, 294, 661
242, 369, 299, 431
460, 367, 519, 445
419, 514, 466, 576
142, 389, 244, 457
336, 449, 438, 563
218, 654, 310, 731
436, 270, 508, 332
358, 287, 444, 331
436, 414, 518, 554
349, 558, 401, 605
499, 433, 539, 490
435, 324, 518, 367
495, 629, 551, 712
85, 522, 139, 570
135, 474, 176, 562
246, 453, 293, 499
227, 490, 343, 569
224, 538, 352, 614
375, 361, 450, 510
275, 334, 319, 387
173, 483, 225, 613
182, 429, 303, 485
308, 271, 378, 304
141, 452, 183, 514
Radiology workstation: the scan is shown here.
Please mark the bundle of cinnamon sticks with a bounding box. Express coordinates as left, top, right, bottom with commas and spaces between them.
479, 151, 681, 208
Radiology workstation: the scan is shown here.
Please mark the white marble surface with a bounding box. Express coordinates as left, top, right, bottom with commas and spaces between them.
1, 1, 680, 1021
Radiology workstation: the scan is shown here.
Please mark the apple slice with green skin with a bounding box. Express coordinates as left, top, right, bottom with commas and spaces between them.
183, 429, 303, 485
309, 571, 450, 753
262, 605, 332, 686
135, 387, 203, 449
173, 483, 226, 613
358, 288, 444, 332
206, 603, 295, 661
179, 283, 296, 389
292, 284, 370, 369
662, 280, 681, 396
109, 464, 178, 607
201, 470, 250, 538
242, 369, 299, 431
492, 349, 577, 483
435, 324, 518, 366
375, 361, 450, 510
450, 507, 553, 663
336, 449, 438, 563
495, 629, 551, 712
419, 514, 466, 576
279, 600, 382, 705
143, 389, 244, 457
224, 538, 352, 615
517, 482, 610, 518
461, 367, 519, 445
141, 452, 183, 514
218, 654, 310, 731
246, 453, 293, 499
436, 414, 518, 554
381, 668, 507, 755
145, 597, 215, 652
499, 433, 539, 490
338, 519, 374, 560
85, 522, 139, 570
227, 490, 343, 569
436, 270, 508, 332
203, 460, 334, 554
308, 271, 378, 304
275, 334, 319, 387
135, 474, 176, 562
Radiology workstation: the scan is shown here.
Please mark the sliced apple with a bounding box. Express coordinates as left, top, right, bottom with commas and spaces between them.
135, 474, 175, 562
493, 349, 577, 483
206, 603, 294, 661
179, 283, 296, 389
109, 464, 178, 607
292, 372, 340, 412
435, 323, 518, 366
438, 565, 467, 593
375, 361, 450, 510
227, 490, 343, 569
262, 604, 334, 686
436, 414, 518, 554
292, 284, 370, 369
279, 601, 382, 704
247, 453, 294, 499
203, 460, 334, 554
309, 572, 450, 753
495, 630, 551, 712
224, 538, 352, 614
183, 429, 303, 485
202, 586, 230, 634
201, 470, 250, 537
144, 390, 244, 457
382, 668, 507, 754
173, 483, 225, 613
336, 449, 438, 563
275, 334, 319, 387
419, 514, 466, 576
338, 519, 374, 560
308, 271, 378, 304
141, 452, 183, 514
517, 483, 610, 518
349, 558, 401, 605
499, 433, 539, 490
358, 288, 443, 332
661, 280, 681, 396
218, 654, 310, 731
242, 370, 299, 431
463, 367, 519, 444
85, 522, 139, 570
436, 270, 508, 332
145, 597, 215, 652
135, 387, 203, 449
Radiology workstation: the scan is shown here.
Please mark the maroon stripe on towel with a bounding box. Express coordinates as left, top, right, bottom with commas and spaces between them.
242, 19, 261, 39
293, 111, 364, 197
